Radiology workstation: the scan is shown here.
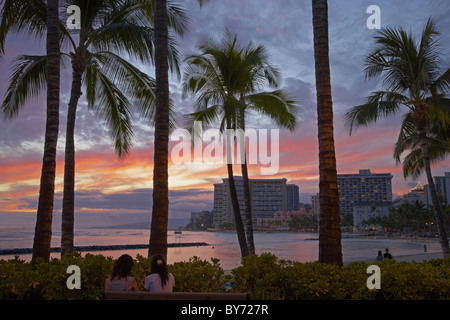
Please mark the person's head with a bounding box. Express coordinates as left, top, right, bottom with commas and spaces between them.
385, 248, 389, 252
111, 254, 134, 279
378, 250, 382, 255
151, 254, 169, 287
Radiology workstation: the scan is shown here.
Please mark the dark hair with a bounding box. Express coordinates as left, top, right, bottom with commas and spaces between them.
111, 254, 134, 279
151, 254, 169, 288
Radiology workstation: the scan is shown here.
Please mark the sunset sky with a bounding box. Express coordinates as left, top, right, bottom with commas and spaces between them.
1, 0, 449, 229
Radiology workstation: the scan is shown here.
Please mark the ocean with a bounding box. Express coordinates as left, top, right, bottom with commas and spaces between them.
0, 227, 441, 270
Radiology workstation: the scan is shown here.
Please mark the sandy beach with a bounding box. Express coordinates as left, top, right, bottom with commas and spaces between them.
345, 251, 445, 265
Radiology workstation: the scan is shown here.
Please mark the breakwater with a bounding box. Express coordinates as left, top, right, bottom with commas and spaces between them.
0, 242, 209, 255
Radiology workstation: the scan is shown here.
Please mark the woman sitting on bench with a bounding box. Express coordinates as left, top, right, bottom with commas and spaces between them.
144, 254, 175, 292
105, 254, 138, 292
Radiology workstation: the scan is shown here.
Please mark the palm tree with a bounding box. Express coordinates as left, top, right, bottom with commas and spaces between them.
37, 0, 60, 263
149, 0, 171, 260
182, 31, 298, 257
0, 0, 60, 263
345, 18, 450, 257
1, 0, 186, 256
149, 0, 209, 260
311, 0, 343, 266
60, 0, 185, 256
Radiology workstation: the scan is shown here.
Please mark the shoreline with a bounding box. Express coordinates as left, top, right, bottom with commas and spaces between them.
344, 251, 445, 265
0, 242, 209, 256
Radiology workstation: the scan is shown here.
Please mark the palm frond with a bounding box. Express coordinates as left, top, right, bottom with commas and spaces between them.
0, 0, 47, 54
394, 112, 450, 178
84, 61, 133, 158
345, 90, 408, 134
1, 55, 47, 119
246, 90, 298, 131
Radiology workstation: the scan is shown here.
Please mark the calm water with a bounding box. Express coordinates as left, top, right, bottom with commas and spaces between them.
0, 227, 441, 270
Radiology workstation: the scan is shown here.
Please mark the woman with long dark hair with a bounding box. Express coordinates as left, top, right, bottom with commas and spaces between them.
105, 254, 138, 291
144, 254, 175, 292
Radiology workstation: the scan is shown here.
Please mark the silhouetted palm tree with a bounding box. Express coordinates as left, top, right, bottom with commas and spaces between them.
0, 0, 61, 263
183, 30, 298, 257
346, 18, 450, 257
0, 0, 185, 256
149, 0, 209, 260
311, 0, 343, 265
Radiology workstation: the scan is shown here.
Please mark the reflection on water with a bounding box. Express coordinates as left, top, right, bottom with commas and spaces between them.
0, 228, 441, 270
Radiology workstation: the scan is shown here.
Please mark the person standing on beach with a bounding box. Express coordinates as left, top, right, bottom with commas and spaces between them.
105, 254, 138, 291
376, 250, 384, 261
144, 254, 175, 292
383, 248, 393, 259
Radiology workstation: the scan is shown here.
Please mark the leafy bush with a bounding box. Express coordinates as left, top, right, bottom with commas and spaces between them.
1, 252, 449, 299
230, 253, 450, 300
0, 253, 229, 299
169, 256, 230, 293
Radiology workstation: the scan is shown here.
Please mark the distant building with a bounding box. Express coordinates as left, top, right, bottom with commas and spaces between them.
393, 181, 426, 206
213, 183, 228, 227
337, 169, 393, 218
190, 211, 213, 230
286, 184, 300, 211
256, 209, 309, 230
424, 172, 450, 206
213, 177, 295, 227
353, 202, 391, 231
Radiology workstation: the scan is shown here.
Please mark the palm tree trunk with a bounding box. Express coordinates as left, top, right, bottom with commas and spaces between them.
149, 0, 170, 261
31, 0, 60, 264
242, 154, 255, 255
312, 0, 343, 266
61, 53, 85, 257
239, 102, 254, 254
227, 164, 249, 257
418, 120, 450, 257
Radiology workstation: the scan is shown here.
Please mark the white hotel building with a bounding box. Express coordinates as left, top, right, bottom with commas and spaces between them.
213, 177, 299, 227
337, 169, 393, 227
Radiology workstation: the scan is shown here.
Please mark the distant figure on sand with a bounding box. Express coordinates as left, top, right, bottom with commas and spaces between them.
376, 250, 384, 261
383, 248, 393, 259
144, 254, 175, 292
105, 254, 138, 291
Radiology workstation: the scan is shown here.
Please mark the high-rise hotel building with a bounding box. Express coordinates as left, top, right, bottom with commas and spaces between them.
337, 169, 393, 217
213, 177, 299, 227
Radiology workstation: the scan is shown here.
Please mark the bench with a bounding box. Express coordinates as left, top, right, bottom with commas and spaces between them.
103, 291, 250, 300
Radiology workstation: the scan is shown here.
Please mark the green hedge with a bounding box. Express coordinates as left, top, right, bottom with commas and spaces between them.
0, 252, 449, 300
230, 253, 450, 300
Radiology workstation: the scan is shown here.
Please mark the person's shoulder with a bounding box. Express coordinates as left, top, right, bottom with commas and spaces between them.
146, 273, 158, 280
127, 276, 137, 282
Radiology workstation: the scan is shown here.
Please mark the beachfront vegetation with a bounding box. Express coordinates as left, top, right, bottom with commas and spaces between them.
345, 18, 450, 257
363, 201, 450, 235
0, 252, 449, 300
